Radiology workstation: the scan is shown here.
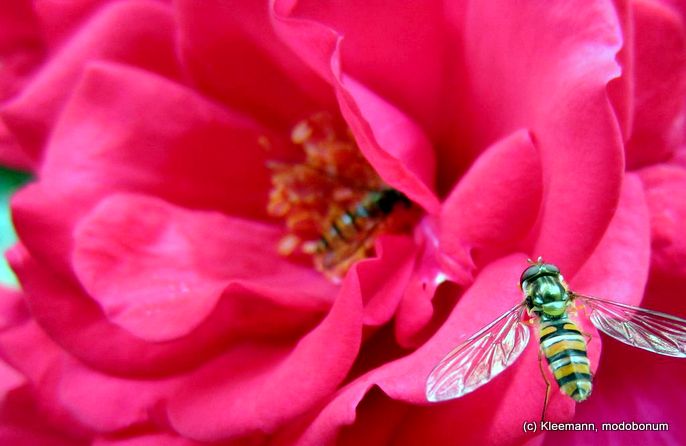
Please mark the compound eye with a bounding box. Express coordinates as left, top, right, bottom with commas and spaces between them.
542, 263, 560, 274
520, 265, 540, 285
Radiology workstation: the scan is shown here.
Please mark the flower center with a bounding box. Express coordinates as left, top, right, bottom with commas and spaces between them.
267, 113, 416, 281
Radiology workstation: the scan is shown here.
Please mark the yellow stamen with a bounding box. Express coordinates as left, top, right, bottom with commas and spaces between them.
267, 112, 416, 281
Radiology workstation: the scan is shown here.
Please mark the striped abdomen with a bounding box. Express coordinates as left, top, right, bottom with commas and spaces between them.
317, 188, 408, 253
539, 318, 592, 402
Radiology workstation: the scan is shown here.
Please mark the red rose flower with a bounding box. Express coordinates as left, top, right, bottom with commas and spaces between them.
264, 0, 686, 444
0, 0, 684, 445
1, 1, 432, 443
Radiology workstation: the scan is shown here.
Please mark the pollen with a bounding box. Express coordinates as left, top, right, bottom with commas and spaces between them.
267, 113, 417, 281
277, 234, 300, 256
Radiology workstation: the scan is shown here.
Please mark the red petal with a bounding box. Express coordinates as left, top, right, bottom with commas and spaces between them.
7, 245, 307, 377
395, 217, 461, 348
1, 311, 168, 436
43, 62, 284, 219
271, 1, 441, 213
72, 193, 334, 342
12, 61, 284, 278
175, 0, 334, 131
0, 386, 89, 446
571, 173, 651, 306
440, 129, 543, 267
0, 319, 90, 437
167, 264, 365, 441
626, 0, 686, 169
55, 355, 175, 432
0, 120, 33, 171
1, 0, 181, 160
357, 235, 417, 327
94, 433, 203, 446
544, 336, 686, 445
336, 77, 439, 213
289, 0, 447, 140
638, 164, 686, 277
446, 0, 625, 275
0, 285, 25, 331
397, 130, 543, 347
0, 0, 44, 170
0, 0, 43, 101
0, 361, 23, 399
606, 0, 634, 143
33, 0, 121, 49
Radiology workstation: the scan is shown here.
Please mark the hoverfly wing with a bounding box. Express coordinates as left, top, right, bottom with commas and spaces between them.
426, 303, 529, 402
573, 293, 686, 358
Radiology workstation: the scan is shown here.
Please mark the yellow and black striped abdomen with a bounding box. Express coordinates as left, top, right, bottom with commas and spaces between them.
539, 318, 592, 402
318, 206, 377, 253
318, 189, 406, 253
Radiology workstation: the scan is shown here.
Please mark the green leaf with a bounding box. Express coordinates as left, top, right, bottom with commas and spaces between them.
0, 167, 31, 287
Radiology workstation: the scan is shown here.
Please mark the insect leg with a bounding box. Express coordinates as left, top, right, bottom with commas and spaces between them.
568, 304, 579, 318
538, 347, 551, 423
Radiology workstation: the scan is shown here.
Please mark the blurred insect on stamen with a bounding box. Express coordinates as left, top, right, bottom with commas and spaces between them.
267, 113, 417, 281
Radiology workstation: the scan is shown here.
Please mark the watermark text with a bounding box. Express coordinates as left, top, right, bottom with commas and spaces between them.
522, 421, 670, 433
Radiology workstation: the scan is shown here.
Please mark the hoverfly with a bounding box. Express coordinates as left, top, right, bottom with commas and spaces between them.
305, 187, 412, 275
425, 257, 686, 420
268, 113, 416, 280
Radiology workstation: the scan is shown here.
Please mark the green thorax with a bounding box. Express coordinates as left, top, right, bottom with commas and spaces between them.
520, 262, 570, 320
356, 188, 410, 218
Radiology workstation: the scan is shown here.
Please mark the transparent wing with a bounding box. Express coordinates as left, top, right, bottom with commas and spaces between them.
426, 303, 529, 402
573, 293, 686, 358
